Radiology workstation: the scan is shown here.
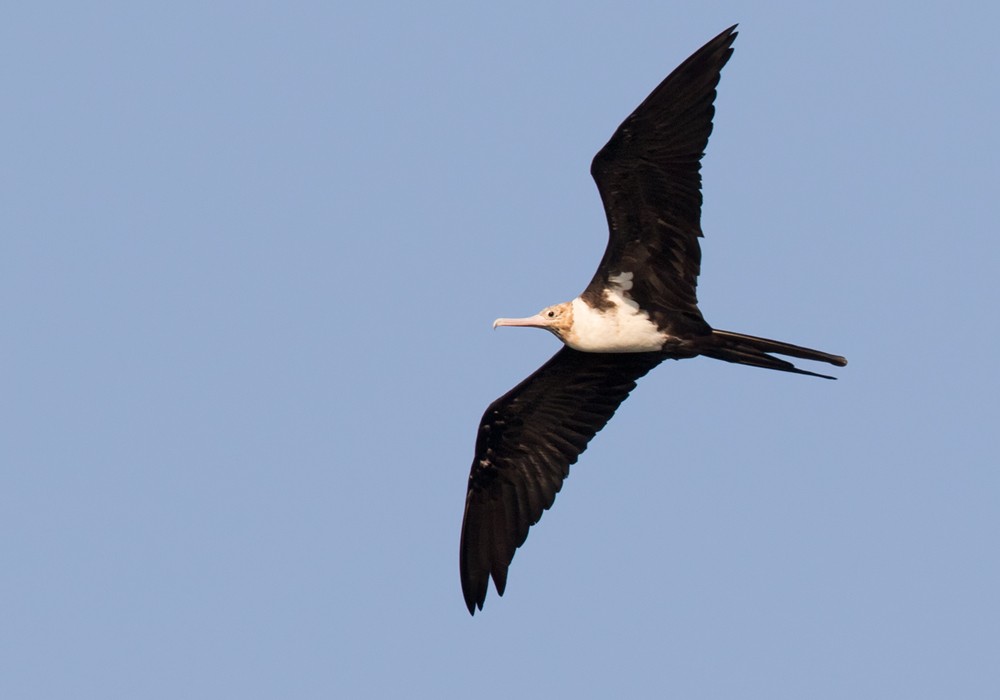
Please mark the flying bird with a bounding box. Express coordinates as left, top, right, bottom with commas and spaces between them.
459, 25, 846, 615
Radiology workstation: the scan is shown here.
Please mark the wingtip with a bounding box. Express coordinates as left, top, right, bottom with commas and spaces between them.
462, 569, 508, 616
718, 24, 739, 54
460, 564, 486, 616
462, 580, 485, 616
717, 24, 739, 44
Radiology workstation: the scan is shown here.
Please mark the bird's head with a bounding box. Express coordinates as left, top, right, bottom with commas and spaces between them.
493, 301, 575, 342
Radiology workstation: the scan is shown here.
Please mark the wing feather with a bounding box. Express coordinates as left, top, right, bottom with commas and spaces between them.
460, 347, 662, 614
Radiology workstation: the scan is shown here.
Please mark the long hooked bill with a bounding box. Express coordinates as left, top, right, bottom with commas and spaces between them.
492, 314, 548, 330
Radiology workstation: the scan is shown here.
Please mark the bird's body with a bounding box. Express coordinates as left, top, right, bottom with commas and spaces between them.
567, 292, 669, 352
498, 291, 671, 353
460, 25, 846, 615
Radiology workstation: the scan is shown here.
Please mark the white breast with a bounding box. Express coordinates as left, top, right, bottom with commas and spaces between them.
566, 289, 668, 353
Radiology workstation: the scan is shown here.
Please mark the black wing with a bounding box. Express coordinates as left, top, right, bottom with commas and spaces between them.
585, 25, 737, 332
460, 347, 662, 614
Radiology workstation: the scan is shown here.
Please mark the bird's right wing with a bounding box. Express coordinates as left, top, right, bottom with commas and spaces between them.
460, 347, 662, 614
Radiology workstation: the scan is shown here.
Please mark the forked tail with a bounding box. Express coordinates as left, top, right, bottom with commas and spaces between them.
700, 329, 848, 379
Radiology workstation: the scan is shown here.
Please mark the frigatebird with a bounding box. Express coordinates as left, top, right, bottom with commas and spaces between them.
460, 25, 846, 615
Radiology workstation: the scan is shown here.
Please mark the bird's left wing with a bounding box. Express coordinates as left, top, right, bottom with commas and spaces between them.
585, 26, 736, 328
460, 346, 662, 614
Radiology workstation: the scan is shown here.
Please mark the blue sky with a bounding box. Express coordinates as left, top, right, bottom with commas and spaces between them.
3, 2, 998, 698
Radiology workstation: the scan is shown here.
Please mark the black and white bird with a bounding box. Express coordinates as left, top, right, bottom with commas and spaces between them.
460, 25, 846, 615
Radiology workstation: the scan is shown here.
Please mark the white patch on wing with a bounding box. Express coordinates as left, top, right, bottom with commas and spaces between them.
608, 271, 634, 292
607, 271, 641, 312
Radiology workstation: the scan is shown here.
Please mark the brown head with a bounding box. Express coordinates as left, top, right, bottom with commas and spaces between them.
493, 301, 575, 342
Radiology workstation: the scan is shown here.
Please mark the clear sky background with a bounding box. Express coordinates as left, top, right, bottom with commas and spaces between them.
3, 2, 998, 698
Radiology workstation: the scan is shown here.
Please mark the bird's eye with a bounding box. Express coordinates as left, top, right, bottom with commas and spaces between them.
546, 309, 556, 318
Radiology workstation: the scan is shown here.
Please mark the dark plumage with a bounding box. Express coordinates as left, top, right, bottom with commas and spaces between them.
461, 349, 660, 613
460, 25, 846, 615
